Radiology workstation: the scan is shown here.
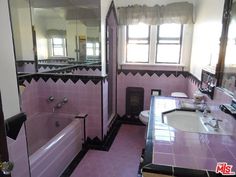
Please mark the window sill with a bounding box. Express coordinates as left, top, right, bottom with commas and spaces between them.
119, 63, 186, 71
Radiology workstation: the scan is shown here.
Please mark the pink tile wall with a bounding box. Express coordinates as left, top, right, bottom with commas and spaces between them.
7, 124, 30, 177
21, 78, 102, 140
21, 79, 40, 117
117, 72, 188, 116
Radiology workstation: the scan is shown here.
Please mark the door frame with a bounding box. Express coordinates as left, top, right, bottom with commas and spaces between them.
0, 92, 10, 177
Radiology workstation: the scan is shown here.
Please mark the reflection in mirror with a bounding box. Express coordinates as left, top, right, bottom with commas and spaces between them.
30, 0, 101, 70
9, 0, 36, 73
221, 1, 236, 94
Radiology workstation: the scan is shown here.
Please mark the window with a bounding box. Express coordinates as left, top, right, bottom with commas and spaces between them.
51, 38, 66, 56
156, 24, 182, 63
126, 24, 149, 63
87, 42, 100, 57
124, 23, 183, 64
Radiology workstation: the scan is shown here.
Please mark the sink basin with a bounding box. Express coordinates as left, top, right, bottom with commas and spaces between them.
162, 110, 233, 135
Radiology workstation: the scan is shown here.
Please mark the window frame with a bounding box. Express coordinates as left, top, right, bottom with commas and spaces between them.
126, 24, 151, 63
155, 24, 183, 64
50, 37, 67, 57
86, 41, 100, 58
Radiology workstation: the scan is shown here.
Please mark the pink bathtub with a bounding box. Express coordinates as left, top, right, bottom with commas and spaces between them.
25, 113, 84, 177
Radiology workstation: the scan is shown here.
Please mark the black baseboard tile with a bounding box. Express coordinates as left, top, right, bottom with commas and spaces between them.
142, 164, 173, 176
174, 167, 208, 177
60, 147, 89, 177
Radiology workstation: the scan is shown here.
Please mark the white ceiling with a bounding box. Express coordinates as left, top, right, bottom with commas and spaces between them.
114, 0, 198, 7
30, 0, 100, 9
31, 0, 100, 26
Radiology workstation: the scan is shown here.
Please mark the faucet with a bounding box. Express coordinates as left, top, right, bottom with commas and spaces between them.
204, 118, 222, 131
52, 97, 68, 112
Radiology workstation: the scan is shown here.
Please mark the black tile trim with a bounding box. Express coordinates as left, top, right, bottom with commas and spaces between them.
188, 72, 201, 87
39, 65, 101, 75
174, 167, 208, 177
60, 148, 89, 177
38, 64, 71, 69
5, 112, 27, 140
16, 60, 35, 64
118, 69, 189, 77
208, 171, 225, 177
142, 164, 173, 176
18, 73, 107, 85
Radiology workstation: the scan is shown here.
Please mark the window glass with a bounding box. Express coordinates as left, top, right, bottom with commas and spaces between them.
156, 24, 182, 63
156, 45, 181, 63
51, 38, 66, 56
87, 41, 99, 57
127, 24, 149, 62
128, 24, 149, 38
159, 24, 181, 38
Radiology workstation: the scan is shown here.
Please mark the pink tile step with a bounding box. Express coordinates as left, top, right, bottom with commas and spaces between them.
70, 124, 145, 177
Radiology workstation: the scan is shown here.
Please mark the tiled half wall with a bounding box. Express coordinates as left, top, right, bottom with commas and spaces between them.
21, 77, 106, 140
117, 70, 190, 116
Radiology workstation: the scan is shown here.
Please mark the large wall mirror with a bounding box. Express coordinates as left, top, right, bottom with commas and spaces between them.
221, 0, 236, 94
9, 0, 101, 74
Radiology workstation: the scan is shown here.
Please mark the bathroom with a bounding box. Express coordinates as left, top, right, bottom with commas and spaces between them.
0, 0, 235, 177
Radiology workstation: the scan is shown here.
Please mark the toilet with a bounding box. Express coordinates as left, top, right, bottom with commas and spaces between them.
171, 92, 188, 98
139, 110, 149, 125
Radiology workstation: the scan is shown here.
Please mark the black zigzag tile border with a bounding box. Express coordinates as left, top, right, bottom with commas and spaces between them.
187, 72, 201, 87
41, 65, 101, 74
18, 73, 107, 85
16, 60, 35, 67
117, 69, 189, 77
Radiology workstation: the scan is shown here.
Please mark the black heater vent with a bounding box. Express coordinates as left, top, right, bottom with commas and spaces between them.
126, 87, 144, 117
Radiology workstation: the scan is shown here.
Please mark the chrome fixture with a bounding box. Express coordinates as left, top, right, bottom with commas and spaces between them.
204, 118, 222, 131
48, 96, 54, 102
202, 104, 210, 117
62, 97, 68, 104
53, 97, 68, 112
0, 160, 14, 175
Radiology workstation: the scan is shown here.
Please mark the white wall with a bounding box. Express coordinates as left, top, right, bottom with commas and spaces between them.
66, 20, 87, 60
114, 0, 196, 7
33, 14, 48, 59
0, 0, 21, 119
190, 0, 224, 79
101, 0, 112, 76
9, 0, 34, 61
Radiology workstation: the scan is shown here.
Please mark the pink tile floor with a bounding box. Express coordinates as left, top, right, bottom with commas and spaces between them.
70, 125, 145, 177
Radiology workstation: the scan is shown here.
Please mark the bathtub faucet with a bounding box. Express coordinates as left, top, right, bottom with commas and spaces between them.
53, 97, 68, 112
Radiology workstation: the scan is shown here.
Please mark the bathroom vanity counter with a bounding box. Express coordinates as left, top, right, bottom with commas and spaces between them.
142, 96, 236, 177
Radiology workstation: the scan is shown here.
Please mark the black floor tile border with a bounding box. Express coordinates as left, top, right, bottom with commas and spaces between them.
60, 115, 145, 177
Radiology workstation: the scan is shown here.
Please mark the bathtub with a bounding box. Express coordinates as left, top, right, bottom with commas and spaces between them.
25, 113, 84, 177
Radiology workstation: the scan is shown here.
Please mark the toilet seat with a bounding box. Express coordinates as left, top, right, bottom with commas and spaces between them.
139, 110, 149, 125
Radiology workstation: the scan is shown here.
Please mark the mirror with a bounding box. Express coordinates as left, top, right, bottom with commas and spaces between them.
9, 0, 36, 74
9, 0, 101, 74
221, 1, 236, 94
30, 0, 101, 67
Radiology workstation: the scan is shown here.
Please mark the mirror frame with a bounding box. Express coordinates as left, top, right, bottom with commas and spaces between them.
215, 0, 233, 89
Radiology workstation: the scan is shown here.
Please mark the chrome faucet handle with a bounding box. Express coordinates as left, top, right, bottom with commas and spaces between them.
62, 97, 68, 104
48, 96, 54, 102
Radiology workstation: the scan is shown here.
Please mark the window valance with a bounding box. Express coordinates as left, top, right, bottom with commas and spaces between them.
46, 29, 66, 38
118, 2, 194, 25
